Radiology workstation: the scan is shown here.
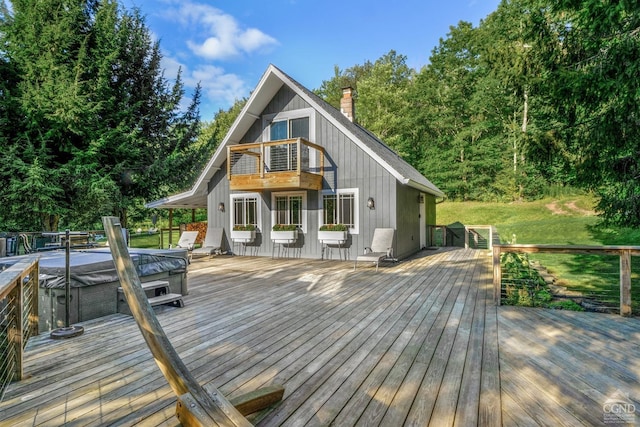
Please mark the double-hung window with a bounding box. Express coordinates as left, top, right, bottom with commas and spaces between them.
321, 189, 359, 233
231, 193, 260, 229
272, 191, 306, 232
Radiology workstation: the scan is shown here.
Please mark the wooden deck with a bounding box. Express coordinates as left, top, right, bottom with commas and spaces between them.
1, 247, 639, 426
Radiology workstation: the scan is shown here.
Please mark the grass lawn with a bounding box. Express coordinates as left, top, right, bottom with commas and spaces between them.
128, 230, 182, 249
437, 194, 640, 313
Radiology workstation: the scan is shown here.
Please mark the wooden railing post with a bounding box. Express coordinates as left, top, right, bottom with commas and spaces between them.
620, 249, 632, 316
493, 245, 502, 306
464, 227, 469, 249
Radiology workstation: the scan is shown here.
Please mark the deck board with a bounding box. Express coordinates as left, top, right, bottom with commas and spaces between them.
1, 247, 639, 426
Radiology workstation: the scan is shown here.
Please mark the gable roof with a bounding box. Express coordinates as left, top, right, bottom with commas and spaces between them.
146, 64, 444, 209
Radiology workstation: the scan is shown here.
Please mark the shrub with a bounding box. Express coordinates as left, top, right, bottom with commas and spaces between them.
233, 224, 256, 231
272, 224, 297, 231
319, 223, 347, 231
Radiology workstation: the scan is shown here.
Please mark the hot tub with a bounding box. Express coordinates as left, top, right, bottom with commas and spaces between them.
0, 247, 188, 332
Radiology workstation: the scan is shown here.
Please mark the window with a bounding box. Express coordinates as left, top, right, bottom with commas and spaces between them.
321, 189, 359, 233
231, 193, 261, 229
269, 117, 309, 141
272, 192, 306, 231
263, 109, 315, 172
268, 117, 309, 171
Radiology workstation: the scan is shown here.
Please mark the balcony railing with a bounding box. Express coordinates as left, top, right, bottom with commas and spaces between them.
1, 255, 39, 401
227, 138, 324, 191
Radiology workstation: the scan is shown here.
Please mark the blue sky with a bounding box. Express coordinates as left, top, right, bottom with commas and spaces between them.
123, 0, 501, 120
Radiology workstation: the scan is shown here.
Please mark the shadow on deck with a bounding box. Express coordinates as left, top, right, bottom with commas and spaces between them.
1, 247, 639, 426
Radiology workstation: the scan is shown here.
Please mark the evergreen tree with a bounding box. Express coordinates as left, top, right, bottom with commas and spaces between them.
0, 0, 203, 231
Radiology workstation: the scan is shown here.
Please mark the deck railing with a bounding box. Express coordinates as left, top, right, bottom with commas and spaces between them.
493, 244, 640, 316
229, 138, 324, 175
427, 224, 498, 250
0, 255, 39, 401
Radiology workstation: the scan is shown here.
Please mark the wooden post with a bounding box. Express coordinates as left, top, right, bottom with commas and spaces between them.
103, 216, 251, 427
13, 284, 23, 381
464, 227, 469, 249
168, 209, 174, 247
620, 249, 632, 316
493, 245, 502, 306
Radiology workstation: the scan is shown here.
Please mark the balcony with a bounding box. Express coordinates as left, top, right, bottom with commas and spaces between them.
227, 138, 324, 191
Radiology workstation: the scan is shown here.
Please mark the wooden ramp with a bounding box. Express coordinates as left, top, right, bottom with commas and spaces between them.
1, 247, 639, 426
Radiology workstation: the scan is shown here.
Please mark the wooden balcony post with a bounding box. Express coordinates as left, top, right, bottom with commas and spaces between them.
296, 138, 301, 176
620, 249, 632, 316
260, 144, 265, 178
493, 245, 502, 306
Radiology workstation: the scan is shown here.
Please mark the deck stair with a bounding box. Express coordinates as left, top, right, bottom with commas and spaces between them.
117, 280, 183, 315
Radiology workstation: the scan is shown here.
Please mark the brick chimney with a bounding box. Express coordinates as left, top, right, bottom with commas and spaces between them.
340, 87, 355, 122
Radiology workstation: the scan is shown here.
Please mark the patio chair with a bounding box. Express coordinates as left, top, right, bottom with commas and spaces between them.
191, 227, 223, 258
354, 228, 395, 272
172, 231, 198, 251
171, 231, 198, 262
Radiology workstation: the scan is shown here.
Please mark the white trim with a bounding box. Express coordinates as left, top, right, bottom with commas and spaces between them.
271, 191, 307, 233
230, 192, 262, 232
319, 188, 360, 235
262, 107, 315, 142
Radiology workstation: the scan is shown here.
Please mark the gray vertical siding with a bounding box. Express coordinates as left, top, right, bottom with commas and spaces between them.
208, 85, 429, 260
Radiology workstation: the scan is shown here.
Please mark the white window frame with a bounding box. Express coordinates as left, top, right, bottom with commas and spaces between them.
271, 191, 307, 233
230, 192, 262, 231
262, 108, 315, 142
319, 188, 359, 234
262, 108, 316, 170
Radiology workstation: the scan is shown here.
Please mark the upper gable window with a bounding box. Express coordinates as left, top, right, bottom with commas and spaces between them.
263, 108, 314, 142
270, 117, 309, 140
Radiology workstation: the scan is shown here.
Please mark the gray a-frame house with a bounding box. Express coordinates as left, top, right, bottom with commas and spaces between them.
147, 64, 444, 260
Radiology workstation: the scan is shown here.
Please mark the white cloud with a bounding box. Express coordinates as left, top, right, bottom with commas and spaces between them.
173, 2, 278, 60
164, 58, 248, 117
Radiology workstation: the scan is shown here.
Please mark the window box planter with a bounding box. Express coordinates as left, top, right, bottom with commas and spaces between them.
230, 229, 256, 243
270, 229, 298, 243
317, 230, 347, 243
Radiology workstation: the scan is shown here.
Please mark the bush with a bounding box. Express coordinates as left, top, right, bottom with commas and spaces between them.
272, 224, 297, 231
319, 223, 347, 231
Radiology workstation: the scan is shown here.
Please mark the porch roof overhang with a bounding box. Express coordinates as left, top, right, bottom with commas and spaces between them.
144, 189, 208, 209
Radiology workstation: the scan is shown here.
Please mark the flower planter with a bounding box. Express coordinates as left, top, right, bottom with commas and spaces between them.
230, 229, 256, 243
317, 230, 347, 243
270, 230, 298, 243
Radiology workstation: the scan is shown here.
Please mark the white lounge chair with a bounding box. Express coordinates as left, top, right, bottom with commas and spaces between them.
191, 227, 224, 258
172, 231, 198, 251
354, 228, 395, 272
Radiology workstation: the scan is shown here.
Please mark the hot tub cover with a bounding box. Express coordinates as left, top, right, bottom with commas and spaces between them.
0, 248, 188, 289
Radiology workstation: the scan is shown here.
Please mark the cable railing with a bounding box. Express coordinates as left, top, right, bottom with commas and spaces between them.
0, 255, 39, 401
227, 138, 325, 192
493, 244, 640, 316
427, 224, 498, 250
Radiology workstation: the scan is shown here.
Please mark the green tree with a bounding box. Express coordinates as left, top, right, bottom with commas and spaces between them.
0, 0, 203, 231
356, 50, 414, 157
314, 62, 373, 110
406, 22, 504, 200
552, 0, 640, 226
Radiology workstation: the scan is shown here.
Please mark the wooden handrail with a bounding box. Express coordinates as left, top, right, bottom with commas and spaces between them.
493, 244, 640, 316
228, 138, 325, 176
103, 217, 283, 425
0, 255, 39, 398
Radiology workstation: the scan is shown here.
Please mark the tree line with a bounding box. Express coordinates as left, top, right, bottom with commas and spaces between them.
315, 0, 639, 227
1, 0, 638, 232
0, 0, 211, 231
